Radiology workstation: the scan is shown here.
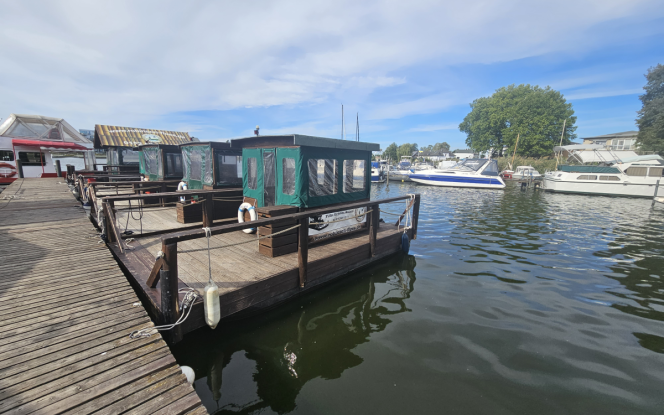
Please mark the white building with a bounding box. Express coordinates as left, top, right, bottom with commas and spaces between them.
581, 131, 638, 151
452, 149, 477, 159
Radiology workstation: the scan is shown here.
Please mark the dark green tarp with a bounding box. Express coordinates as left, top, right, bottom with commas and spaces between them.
559, 165, 621, 174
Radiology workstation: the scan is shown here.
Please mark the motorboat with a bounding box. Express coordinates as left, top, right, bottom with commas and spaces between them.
501, 165, 542, 180
410, 158, 505, 189
388, 156, 413, 181
371, 161, 386, 183
544, 144, 664, 197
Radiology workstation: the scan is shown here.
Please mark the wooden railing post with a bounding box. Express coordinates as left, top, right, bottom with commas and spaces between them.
412, 194, 420, 239
298, 216, 308, 287
369, 203, 379, 257
161, 242, 182, 343
202, 198, 214, 228
55, 160, 62, 178
16, 160, 24, 178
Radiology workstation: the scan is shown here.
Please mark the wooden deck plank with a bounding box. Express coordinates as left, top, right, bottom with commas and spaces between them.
0, 179, 207, 415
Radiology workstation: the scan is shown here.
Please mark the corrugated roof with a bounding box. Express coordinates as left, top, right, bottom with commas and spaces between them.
230, 134, 380, 151
581, 131, 638, 140
94, 125, 192, 148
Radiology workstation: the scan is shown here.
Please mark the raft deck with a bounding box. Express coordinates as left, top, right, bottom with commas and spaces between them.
102, 193, 420, 340
0, 179, 208, 415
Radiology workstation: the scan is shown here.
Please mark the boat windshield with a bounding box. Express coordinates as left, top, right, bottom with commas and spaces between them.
453, 159, 487, 171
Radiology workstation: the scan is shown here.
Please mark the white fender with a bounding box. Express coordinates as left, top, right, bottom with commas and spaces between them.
177, 181, 188, 202
238, 202, 257, 234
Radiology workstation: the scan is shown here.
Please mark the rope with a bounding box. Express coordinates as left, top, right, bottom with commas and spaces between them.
178, 223, 301, 253
212, 197, 245, 201
129, 288, 200, 339
177, 208, 372, 253
204, 227, 213, 284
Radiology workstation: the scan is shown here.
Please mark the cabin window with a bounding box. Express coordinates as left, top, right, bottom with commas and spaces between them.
576, 175, 597, 180
625, 167, 647, 176
166, 153, 183, 177
0, 150, 14, 161
217, 154, 242, 186
120, 149, 140, 165
308, 159, 337, 196
282, 158, 295, 195
247, 157, 257, 190
18, 152, 46, 166
343, 160, 366, 193
263, 151, 276, 206
190, 151, 202, 181
648, 167, 663, 177
599, 176, 620, 181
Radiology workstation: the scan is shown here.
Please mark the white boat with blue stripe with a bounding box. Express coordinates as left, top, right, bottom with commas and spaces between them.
409, 159, 505, 189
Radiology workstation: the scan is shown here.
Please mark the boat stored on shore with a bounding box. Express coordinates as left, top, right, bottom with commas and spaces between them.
410, 158, 505, 189
544, 145, 664, 197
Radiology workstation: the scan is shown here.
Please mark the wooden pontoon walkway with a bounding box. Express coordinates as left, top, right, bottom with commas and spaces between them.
0, 179, 207, 415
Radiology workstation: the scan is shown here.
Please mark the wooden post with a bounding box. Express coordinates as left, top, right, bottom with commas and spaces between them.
298, 217, 308, 288
16, 160, 24, 178
55, 160, 62, 178
202, 198, 214, 228
160, 182, 167, 207
161, 243, 182, 343
652, 179, 661, 208
412, 194, 420, 240
369, 204, 379, 257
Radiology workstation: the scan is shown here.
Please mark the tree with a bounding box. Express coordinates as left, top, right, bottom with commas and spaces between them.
383, 142, 398, 162
432, 142, 450, 152
636, 64, 664, 155
397, 143, 417, 159
459, 84, 576, 158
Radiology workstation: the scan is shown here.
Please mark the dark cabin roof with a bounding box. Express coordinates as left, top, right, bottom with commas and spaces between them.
180, 141, 232, 149
230, 134, 380, 152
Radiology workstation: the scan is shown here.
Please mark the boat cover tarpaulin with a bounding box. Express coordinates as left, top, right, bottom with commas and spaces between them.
94, 125, 192, 148
12, 138, 89, 151
559, 165, 621, 174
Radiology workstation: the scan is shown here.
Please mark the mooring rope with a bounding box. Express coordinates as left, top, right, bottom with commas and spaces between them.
129, 288, 200, 339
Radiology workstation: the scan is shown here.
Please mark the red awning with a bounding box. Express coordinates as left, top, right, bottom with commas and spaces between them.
12, 138, 89, 151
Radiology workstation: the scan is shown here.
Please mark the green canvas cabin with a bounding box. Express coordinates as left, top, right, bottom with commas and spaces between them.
179, 141, 243, 190
229, 134, 379, 208
137, 144, 184, 181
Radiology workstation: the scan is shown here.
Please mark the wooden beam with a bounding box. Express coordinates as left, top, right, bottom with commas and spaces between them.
412, 194, 420, 239
146, 258, 164, 288
369, 204, 378, 257
298, 218, 308, 288
202, 199, 214, 228
160, 243, 182, 343
163, 195, 416, 245
101, 188, 243, 202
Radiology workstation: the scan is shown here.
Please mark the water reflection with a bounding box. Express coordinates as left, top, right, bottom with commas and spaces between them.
172, 255, 417, 414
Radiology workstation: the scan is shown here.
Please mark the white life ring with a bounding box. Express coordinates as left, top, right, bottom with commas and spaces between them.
238, 202, 257, 234
177, 181, 188, 202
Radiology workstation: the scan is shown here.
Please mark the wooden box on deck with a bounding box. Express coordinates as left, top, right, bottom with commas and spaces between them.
256, 205, 299, 257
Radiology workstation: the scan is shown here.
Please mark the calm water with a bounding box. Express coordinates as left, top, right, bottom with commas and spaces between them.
172, 183, 664, 415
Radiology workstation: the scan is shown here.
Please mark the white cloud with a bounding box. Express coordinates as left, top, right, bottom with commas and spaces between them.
566, 88, 643, 100
408, 123, 460, 132
0, 0, 661, 132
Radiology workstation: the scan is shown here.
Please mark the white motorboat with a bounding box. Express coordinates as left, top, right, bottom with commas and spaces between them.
371, 161, 386, 183
388, 156, 413, 181
544, 144, 664, 197
409, 158, 505, 189
501, 165, 542, 180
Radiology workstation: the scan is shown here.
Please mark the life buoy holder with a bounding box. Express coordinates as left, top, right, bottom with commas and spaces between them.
0, 163, 17, 178
177, 181, 188, 202
238, 202, 257, 234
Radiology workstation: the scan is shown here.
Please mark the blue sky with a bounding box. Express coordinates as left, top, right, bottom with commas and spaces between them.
1, 0, 662, 152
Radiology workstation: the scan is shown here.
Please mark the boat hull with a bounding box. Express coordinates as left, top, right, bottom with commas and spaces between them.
544, 176, 661, 198
410, 173, 505, 189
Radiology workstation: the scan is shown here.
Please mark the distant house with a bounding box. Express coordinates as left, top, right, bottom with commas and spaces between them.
452, 149, 477, 159
581, 131, 638, 151
417, 149, 451, 161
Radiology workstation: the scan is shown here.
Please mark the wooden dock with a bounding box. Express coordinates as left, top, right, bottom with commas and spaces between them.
0, 179, 208, 415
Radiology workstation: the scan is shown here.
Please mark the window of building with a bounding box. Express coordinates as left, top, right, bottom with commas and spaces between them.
576, 175, 597, 180
121, 149, 140, 165
18, 152, 46, 166
343, 160, 366, 193
282, 158, 295, 195
625, 167, 647, 177
599, 176, 620, 181
247, 157, 257, 190
0, 150, 14, 161
308, 159, 337, 196
648, 167, 663, 177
